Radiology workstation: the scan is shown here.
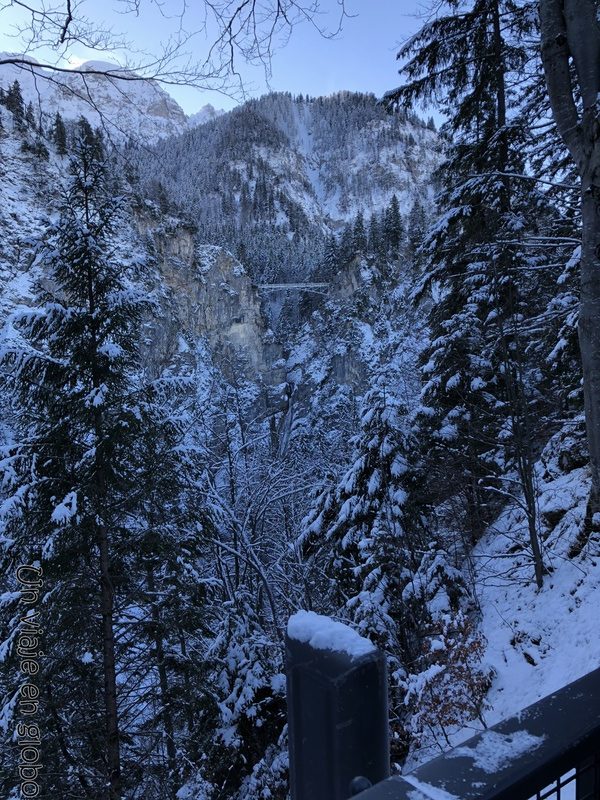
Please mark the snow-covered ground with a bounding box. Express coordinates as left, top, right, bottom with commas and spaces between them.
462, 417, 600, 739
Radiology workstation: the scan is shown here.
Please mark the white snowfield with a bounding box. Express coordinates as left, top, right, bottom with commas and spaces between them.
412, 417, 600, 771
188, 104, 226, 127
287, 610, 377, 659
475, 427, 600, 731
404, 418, 600, 770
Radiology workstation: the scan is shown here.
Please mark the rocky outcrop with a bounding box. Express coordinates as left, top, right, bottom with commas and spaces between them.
134, 206, 282, 381
0, 56, 189, 143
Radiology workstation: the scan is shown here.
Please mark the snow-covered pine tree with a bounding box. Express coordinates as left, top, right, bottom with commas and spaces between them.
24, 102, 35, 129
302, 378, 420, 651
338, 222, 355, 265
353, 210, 368, 255
297, 244, 481, 755
515, 22, 583, 439
322, 233, 339, 279
401, 544, 492, 753
201, 595, 286, 799
384, 194, 404, 258
301, 365, 487, 760
539, 0, 600, 512
51, 112, 68, 156
367, 213, 380, 257
389, 0, 560, 585
112, 377, 212, 800
0, 117, 169, 800
4, 81, 24, 125
407, 198, 427, 265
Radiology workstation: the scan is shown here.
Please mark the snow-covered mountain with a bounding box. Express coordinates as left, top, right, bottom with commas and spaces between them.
0, 58, 441, 249
188, 103, 226, 127
137, 91, 442, 284
148, 92, 440, 228
0, 55, 210, 142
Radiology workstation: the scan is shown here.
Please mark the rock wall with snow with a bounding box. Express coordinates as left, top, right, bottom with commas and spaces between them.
0, 113, 278, 387
134, 203, 282, 380
0, 55, 225, 143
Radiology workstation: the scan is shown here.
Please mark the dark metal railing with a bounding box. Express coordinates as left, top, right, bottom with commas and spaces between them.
285, 613, 600, 800
355, 665, 600, 800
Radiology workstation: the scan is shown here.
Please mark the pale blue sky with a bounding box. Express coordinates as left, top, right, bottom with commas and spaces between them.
175, 0, 429, 113
0, 1, 429, 114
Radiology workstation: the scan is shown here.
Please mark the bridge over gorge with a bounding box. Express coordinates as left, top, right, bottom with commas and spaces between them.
257, 282, 329, 291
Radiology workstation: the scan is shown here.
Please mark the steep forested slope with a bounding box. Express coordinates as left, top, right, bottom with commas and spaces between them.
0, 32, 597, 800
136, 91, 441, 284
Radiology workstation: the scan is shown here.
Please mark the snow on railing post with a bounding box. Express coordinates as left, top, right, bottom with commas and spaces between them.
286, 611, 389, 800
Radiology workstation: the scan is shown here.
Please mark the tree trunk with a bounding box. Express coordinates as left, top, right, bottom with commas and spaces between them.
492, 1, 545, 584
579, 178, 600, 508
99, 522, 122, 800
178, 626, 198, 762
540, 0, 600, 509
492, 0, 510, 211
46, 684, 94, 798
147, 566, 178, 800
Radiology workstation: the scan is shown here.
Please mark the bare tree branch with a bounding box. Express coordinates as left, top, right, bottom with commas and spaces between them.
0, 0, 348, 95
59, 0, 73, 43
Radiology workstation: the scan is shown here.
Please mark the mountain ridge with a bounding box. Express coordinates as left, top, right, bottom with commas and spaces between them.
138, 91, 442, 286
0, 55, 226, 142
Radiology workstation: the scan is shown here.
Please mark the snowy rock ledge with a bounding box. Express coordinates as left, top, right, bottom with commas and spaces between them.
287, 610, 377, 659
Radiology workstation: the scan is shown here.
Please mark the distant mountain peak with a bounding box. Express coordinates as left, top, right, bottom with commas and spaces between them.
77, 60, 129, 73
188, 104, 226, 127
0, 55, 188, 143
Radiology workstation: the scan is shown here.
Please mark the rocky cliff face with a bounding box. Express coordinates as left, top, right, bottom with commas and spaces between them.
134, 204, 409, 412
0, 116, 281, 390
0, 56, 210, 143
134, 205, 282, 381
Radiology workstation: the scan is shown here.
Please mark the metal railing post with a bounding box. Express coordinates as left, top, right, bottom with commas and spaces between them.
285, 611, 390, 800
